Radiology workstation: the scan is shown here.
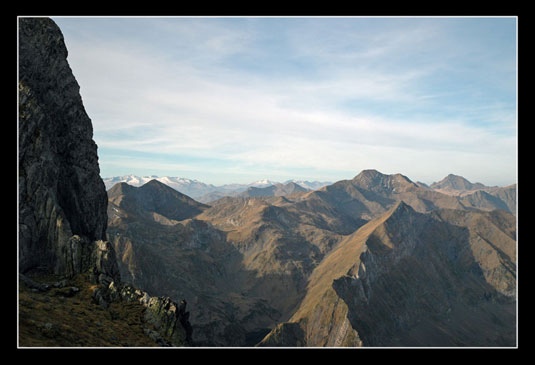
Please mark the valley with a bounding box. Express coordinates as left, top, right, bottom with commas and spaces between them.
106, 169, 517, 347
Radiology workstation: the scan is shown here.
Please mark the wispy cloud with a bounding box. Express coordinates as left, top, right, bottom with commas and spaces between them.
53, 16, 517, 186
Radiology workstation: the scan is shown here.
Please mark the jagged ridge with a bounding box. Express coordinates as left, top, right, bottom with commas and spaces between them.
259, 201, 516, 347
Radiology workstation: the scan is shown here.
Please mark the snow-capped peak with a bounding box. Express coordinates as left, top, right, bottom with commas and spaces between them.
248, 179, 278, 187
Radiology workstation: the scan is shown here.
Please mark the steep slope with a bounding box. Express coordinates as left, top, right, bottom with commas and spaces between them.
289, 169, 517, 234
19, 17, 111, 277
259, 202, 516, 347
460, 189, 511, 213
461, 184, 517, 215
196, 171, 517, 347
108, 187, 286, 346
111, 188, 348, 345
351, 169, 420, 194
488, 184, 517, 214
425, 174, 516, 215
105, 167, 517, 347
197, 196, 344, 318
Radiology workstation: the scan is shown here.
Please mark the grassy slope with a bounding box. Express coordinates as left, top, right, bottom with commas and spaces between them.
18, 272, 159, 347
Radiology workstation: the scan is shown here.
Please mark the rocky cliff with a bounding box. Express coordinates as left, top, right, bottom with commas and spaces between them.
18, 17, 192, 347
19, 17, 113, 280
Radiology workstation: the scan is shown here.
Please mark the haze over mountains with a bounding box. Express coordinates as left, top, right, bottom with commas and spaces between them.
102, 173, 515, 215
102, 175, 331, 203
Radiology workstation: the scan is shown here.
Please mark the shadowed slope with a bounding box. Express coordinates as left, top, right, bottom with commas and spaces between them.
108, 186, 292, 346
259, 201, 516, 347
108, 180, 209, 223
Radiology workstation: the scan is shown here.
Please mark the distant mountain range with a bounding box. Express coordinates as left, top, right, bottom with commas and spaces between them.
106, 169, 517, 346
102, 173, 516, 215
102, 175, 332, 202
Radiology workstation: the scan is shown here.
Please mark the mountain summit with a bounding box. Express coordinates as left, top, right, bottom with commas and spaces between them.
352, 169, 419, 194
108, 180, 209, 222
430, 174, 487, 192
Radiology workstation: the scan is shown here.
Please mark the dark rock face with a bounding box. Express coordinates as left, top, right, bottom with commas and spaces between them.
19, 17, 194, 347
19, 17, 109, 276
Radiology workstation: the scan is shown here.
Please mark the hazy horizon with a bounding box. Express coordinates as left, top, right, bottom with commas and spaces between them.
51, 16, 517, 187
100, 170, 515, 188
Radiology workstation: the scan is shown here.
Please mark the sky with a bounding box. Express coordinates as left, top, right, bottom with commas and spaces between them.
50, 16, 517, 186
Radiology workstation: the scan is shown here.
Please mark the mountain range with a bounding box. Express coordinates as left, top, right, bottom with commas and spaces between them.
102, 173, 515, 215
19, 17, 518, 348
102, 175, 332, 202
106, 169, 517, 346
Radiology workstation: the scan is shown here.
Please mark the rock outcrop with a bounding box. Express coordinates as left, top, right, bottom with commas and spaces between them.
19, 17, 113, 279
93, 281, 193, 346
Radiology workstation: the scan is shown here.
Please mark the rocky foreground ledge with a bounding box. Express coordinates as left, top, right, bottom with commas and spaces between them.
19, 270, 192, 347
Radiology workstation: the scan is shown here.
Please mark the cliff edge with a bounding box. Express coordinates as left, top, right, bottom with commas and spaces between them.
18, 17, 192, 347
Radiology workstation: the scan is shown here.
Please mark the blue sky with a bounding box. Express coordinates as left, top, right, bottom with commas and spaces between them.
51, 16, 517, 186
